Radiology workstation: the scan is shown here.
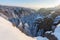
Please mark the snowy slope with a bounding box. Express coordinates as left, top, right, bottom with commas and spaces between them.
53, 24, 60, 40
0, 16, 36, 40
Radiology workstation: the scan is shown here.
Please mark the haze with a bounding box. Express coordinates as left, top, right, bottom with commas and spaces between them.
0, 0, 60, 9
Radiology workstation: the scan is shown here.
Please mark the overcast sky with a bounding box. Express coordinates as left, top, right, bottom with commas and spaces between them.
0, 0, 60, 9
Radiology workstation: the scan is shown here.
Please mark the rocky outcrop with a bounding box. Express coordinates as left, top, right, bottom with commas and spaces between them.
0, 5, 35, 19
0, 5, 60, 40
0, 5, 35, 26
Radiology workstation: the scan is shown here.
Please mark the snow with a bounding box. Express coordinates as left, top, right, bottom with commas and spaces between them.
24, 23, 29, 28
18, 22, 23, 27
53, 16, 60, 24
36, 36, 48, 40
18, 21, 23, 29
53, 24, 60, 40
0, 16, 36, 40
45, 31, 52, 34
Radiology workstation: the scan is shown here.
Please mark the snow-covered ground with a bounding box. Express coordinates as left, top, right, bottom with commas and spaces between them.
0, 16, 36, 40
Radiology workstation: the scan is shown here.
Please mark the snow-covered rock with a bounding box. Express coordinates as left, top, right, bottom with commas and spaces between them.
18, 21, 23, 27
53, 16, 60, 25
36, 36, 48, 40
53, 24, 60, 40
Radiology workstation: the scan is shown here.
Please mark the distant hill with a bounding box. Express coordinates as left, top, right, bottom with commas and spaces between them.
0, 5, 36, 19
55, 5, 60, 9
37, 5, 60, 16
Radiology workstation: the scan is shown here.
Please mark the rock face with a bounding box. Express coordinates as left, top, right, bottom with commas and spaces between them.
19, 13, 58, 37
0, 5, 60, 40
0, 5, 35, 26
53, 16, 60, 25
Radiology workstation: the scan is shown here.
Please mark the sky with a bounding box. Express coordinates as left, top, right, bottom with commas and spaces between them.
0, 0, 60, 9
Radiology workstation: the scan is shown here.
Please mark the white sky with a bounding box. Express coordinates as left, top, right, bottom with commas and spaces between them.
0, 0, 60, 9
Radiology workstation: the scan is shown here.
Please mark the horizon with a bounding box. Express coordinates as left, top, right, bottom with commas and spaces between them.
0, 0, 60, 9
